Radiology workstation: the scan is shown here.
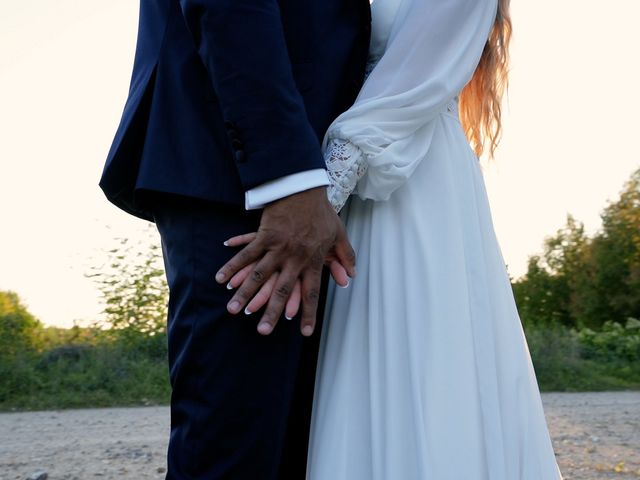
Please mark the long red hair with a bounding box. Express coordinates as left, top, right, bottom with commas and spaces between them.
459, 0, 512, 159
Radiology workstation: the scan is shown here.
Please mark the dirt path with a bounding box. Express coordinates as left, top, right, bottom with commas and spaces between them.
544, 392, 640, 479
1, 391, 638, 479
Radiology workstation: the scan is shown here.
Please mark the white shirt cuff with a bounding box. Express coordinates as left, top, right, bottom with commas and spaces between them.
245, 169, 330, 210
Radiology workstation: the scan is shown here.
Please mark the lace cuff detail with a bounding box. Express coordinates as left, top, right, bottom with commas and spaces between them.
324, 137, 368, 213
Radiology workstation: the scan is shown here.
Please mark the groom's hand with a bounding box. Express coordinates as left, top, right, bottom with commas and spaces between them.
214, 186, 356, 336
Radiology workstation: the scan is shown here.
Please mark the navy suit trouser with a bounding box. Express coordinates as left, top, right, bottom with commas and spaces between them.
149, 193, 326, 480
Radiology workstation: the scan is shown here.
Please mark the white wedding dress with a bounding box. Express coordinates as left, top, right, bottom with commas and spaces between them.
306, 0, 564, 478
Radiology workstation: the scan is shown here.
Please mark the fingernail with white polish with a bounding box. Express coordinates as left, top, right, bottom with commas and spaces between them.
226, 282, 234, 290
244, 307, 252, 315
223, 240, 229, 246
339, 280, 350, 289
258, 322, 272, 335
285, 314, 293, 320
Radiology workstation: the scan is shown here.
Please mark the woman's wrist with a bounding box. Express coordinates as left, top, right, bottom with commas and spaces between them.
323, 137, 368, 212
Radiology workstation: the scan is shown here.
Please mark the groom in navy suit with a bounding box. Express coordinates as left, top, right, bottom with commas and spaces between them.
99, 0, 370, 478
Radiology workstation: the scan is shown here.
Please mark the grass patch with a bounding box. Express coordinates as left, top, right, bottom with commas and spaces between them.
0, 336, 170, 411
1, 324, 638, 411
525, 322, 640, 392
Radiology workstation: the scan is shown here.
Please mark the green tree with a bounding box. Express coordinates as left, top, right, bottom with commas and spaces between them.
86, 224, 168, 343
513, 215, 588, 327
574, 169, 640, 327
513, 255, 562, 326
0, 290, 43, 359
513, 168, 640, 329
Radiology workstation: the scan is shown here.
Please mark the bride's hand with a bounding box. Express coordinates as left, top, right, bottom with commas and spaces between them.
223, 232, 350, 325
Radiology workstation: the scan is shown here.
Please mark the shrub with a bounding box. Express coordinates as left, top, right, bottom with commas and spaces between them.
577, 318, 640, 363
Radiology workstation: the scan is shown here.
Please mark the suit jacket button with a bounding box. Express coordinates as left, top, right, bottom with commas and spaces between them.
234, 150, 246, 163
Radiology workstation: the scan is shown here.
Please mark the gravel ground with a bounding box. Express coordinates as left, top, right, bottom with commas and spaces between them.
1, 391, 638, 479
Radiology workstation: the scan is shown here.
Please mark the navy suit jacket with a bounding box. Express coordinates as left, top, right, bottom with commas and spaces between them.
99, 0, 371, 222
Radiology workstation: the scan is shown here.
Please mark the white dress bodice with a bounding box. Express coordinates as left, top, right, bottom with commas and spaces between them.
322, 0, 501, 212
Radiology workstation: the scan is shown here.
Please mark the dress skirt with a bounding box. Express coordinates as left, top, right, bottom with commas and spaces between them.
306, 106, 564, 479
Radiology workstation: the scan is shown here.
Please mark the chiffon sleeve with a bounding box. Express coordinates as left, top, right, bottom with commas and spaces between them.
322, 0, 498, 203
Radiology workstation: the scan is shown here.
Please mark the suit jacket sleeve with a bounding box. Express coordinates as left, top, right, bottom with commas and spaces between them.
178, 0, 325, 190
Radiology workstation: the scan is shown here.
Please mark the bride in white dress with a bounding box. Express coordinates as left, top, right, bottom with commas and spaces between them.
304, 0, 565, 478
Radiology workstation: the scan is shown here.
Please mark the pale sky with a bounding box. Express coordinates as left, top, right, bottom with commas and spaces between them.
1, 0, 639, 328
